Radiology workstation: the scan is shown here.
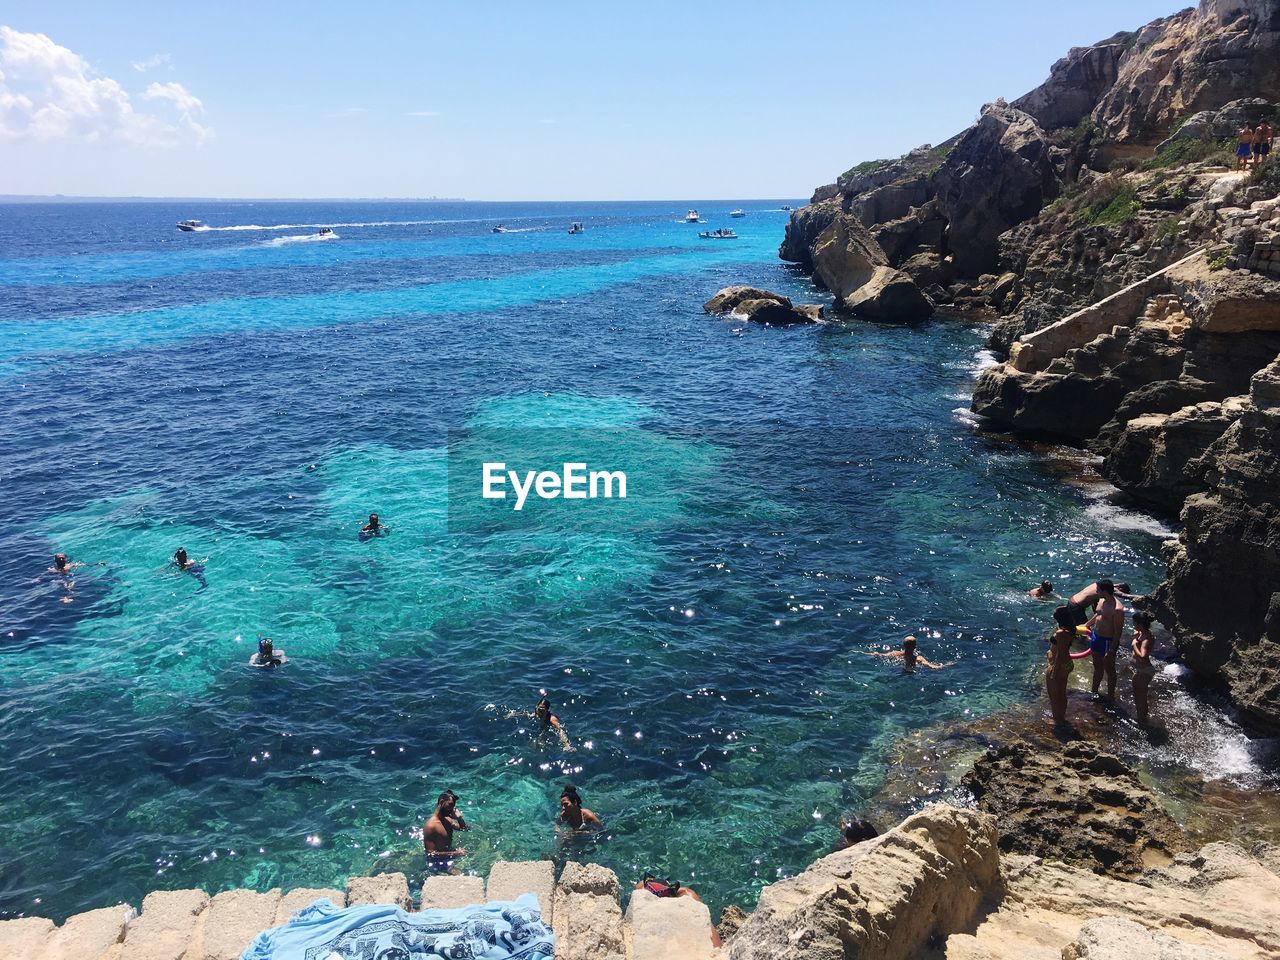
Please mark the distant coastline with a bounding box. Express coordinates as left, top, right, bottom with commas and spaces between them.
0, 194, 467, 204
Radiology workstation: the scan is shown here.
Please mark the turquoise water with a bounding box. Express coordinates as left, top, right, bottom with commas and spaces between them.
0, 200, 1169, 920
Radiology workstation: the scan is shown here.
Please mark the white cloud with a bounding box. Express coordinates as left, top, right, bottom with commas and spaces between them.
0, 26, 209, 147
131, 52, 171, 73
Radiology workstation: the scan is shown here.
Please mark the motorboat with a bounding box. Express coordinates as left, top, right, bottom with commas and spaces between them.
698, 228, 738, 239
567, 222, 585, 234
684, 210, 701, 222
780, 205, 792, 211
315, 227, 336, 238
492, 224, 509, 233
729, 209, 746, 218
175, 219, 204, 232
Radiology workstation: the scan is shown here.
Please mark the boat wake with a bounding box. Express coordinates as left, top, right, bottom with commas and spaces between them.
203, 219, 440, 232
259, 233, 340, 246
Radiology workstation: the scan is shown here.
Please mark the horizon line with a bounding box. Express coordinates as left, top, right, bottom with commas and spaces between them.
0, 193, 807, 204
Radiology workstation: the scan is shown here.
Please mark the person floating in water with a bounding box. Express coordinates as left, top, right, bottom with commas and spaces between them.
1130, 611, 1157, 727
558, 785, 603, 832
1028, 580, 1055, 601
866, 636, 952, 670
831, 817, 879, 852
172, 547, 208, 589
360, 513, 389, 539
250, 635, 286, 668
423, 789, 468, 874
42, 552, 103, 603
634, 875, 722, 949
535, 697, 562, 730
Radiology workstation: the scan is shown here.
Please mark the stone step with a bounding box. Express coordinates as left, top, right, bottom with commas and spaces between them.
625, 890, 719, 960
345, 872, 411, 910
0, 917, 55, 960
120, 889, 209, 960
420, 875, 485, 910
195, 889, 280, 960
46, 905, 131, 960
486, 861, 556, 923
553, 863, 625, 960
274, 887, 346, 925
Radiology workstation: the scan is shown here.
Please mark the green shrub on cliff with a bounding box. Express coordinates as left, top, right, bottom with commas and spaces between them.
1074, 179, 1141, 226
842, 158, 891, 180
1141, 137, 1234, 170
1248, 159, 1280, 195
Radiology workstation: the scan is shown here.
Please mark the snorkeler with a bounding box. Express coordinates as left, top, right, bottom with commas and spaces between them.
172, 547, 208, 589
250, 635, 285, 668
423, 790, 468, 874
866, 636, 952, 670
1029, 580, 1055, 600
360, 513, 389, 538
43, 553, 102, 602
558, 785, 602, 831
535, 697, 562, 730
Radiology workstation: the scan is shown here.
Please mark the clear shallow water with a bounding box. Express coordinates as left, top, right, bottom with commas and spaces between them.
0, 200, 1179, 920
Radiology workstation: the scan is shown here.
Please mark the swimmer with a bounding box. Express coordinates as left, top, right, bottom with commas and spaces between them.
44, 552, 96, 602
535, 697, 562, 730
360, 513, 389, 538
831, 817, 879, 852
250, 635, 286, 668
558, 785, 603, 831
172, 547, 208, 589
635, 875, 722, 949
866, 636, 952, 670
1130, 611, 1157, 727
423, 790, 468, 874
1028, 580, 1056, 601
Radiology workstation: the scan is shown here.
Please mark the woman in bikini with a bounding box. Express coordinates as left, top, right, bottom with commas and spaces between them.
1130, 612, 1157, 727
1047, 605, 1077, 725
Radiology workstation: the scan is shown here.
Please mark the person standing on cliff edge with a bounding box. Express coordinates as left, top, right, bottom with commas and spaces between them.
1086, 580, 1125, 700
1047, 605, 1077, 726
1238, 122, 1256, 171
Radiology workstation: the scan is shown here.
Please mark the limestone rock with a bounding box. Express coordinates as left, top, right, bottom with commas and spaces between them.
346, 872, 411, 910
0, 917, 54, 960
197, 888, 280, 960
47, 906, 131, 960
779, 199, 842, 269
552, 863, 625, 960
934, 102, 1058, 276
1188, 270, 1280, 333
1013, 41, 1127, 132
841, 265, 934, 322
487, 861, 556, 924
626, 890, 717, 960
1062, 916, 1235, 960
702, 286, 823, 325
716, 904, 748, 943
420, 875, 485, 910
274, 887, 345, 924
121, 889, 209, 960
962, 741, 1187, 879
811, 214, 890, 300
724, 804, 1001, 960
1155, 98, 1280, 154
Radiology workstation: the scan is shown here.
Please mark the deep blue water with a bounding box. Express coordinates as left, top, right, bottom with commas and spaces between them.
0, 200, 1179, 920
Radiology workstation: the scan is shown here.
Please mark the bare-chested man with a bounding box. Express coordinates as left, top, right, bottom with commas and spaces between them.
1085, 579, 1125, 699
1237, 122, 1255, 170
422, 790, 469, 873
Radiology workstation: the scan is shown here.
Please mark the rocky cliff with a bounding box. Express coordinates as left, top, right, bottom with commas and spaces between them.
782, 0, 1280, 730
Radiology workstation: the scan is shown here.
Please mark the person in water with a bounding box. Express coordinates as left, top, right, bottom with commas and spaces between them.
423, 790, 468, 873
535, 697, 562, 730
635, 875, 722, 948
831, 818, 879, 852
173, 547, 208, 589
47, 552, 83, 602
1046, 605, 1077, 726
1086, 580, 1125, 699
252, 635, 284, 667
1130, 611, 1157, 727
361, 513, 389, 537
558, 785, 603, 832
867, 636, 951, 670
1029, 580, 1055, 601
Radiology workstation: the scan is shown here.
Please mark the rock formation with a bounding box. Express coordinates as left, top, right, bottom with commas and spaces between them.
962, 741, 1188, 879
702, 286, 824, 325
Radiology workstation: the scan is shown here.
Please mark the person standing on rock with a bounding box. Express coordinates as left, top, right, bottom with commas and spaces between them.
1253, 120, 1274, 169
423, 790, 468, 873
1130, 612, 1157, 727
1238, 122, 1256, 171
1047, 605, 1077, 725
1086, 580, 1125, 700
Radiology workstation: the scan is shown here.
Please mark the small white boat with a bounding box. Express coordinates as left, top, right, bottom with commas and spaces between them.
493, 224, 508, 233
568, 222, 585, 234
729, 209, 745, 218
315, 227, 336, 238
176, 219, 204, 232
699, 228, 738, 239
780, 205, 792, 212
684, 210, 701, 222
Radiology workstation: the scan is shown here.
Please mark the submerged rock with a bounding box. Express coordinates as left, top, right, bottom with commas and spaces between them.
962, 740, 1188, 879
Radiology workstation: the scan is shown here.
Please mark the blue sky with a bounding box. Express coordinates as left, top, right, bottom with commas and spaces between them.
0, 1, 1181, 200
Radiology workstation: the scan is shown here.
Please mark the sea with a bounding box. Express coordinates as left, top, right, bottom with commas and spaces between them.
0, 200, 1273, 921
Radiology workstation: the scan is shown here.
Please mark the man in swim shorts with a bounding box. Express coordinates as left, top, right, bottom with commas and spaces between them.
1253, 120, 1274, 167
1087, 579, 1124, 699
423, 790, 468, 874
1238, 122, 1255, 170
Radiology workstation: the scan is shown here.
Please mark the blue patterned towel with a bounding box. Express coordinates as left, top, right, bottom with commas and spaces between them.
240, 893, 554, 959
